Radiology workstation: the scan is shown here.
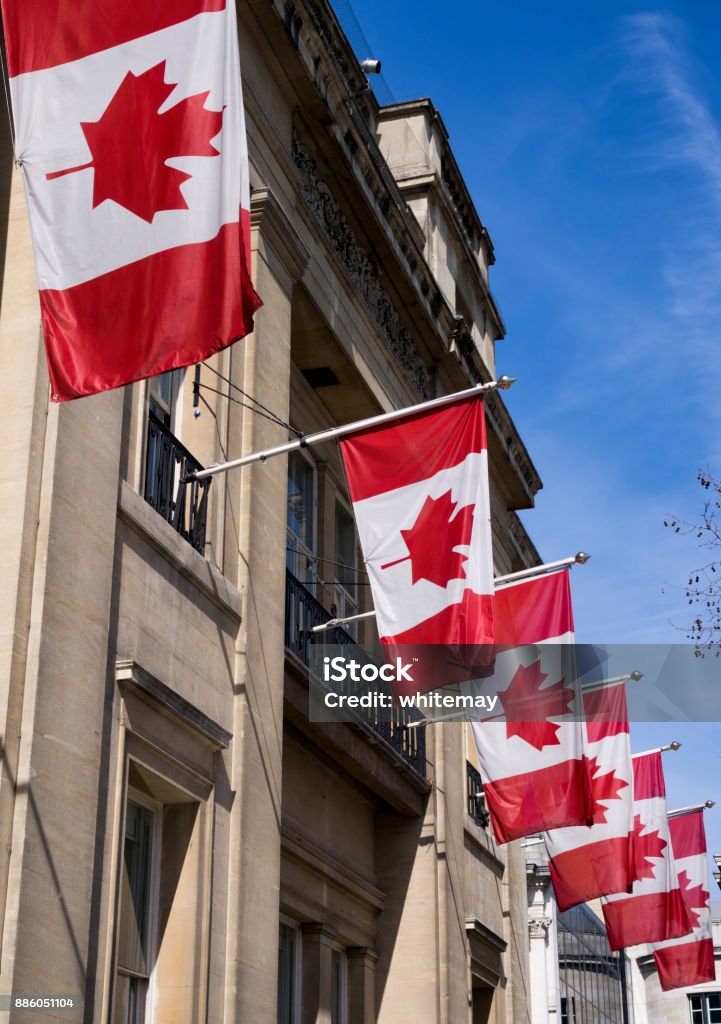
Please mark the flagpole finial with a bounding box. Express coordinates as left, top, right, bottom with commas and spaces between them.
575, 551, 591, 564
496, 375, 516, 391
630, 670, 643, 681
669, 740, 682, 751
705, 800, 715, 809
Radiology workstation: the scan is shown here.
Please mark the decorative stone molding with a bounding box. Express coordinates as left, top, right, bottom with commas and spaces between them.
250, 186, 310, 294
292, 130, 432, 400
529, 917, 553, 938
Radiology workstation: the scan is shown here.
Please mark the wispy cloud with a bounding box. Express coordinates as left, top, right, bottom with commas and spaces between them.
618, 12, 721, 454
620, 13, 721, 205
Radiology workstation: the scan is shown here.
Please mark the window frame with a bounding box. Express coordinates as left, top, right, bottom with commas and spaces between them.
286, 448, 318, 584
114, 785, 162, 1024
277, 919, 302, 1024
330, 946, 348, 1024
689, 993, 721, 1024
332, 497, 359, 636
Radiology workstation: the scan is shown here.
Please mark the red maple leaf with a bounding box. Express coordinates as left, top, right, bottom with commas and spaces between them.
586, 756, 628, 823
381, 490, 474, 589
498, 659, 576, 750
632, 814, 667, 880
47, 61, 224, 223
677, 870, 709, 929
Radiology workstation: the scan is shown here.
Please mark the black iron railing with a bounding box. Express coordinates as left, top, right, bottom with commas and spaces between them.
467, 761, 489, 828
284, 569, 426, 778
144, 411, 210, 554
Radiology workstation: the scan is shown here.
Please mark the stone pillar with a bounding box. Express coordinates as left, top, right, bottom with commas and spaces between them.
221, 186, 308, 1024
301, 923, 337, 1024
346, 947, 377, 1024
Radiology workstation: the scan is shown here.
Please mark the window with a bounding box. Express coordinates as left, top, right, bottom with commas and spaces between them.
690, 994, 721, 1024
331, 949, 347, 1024
333, 502, 358, 634
148, 370, 184, 430
278, 923, 300, 1024
112, 759, 208, 1024
114, 797, 158, 1024
561, 996, 577, 1024
144, 368, 208, 553
287, 451, 316, 581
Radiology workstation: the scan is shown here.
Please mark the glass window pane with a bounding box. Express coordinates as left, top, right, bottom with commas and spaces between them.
278, 924, 298, 1024
112, 974, 147, 1024
334, 505, 356, 593
331, 949, 345, 1024
709, 993, 721, 1024
117, 801, 154, 975
287, 453, 314, 551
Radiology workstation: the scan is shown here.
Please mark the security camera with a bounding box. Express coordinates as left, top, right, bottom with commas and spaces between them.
360, 59, 382, 75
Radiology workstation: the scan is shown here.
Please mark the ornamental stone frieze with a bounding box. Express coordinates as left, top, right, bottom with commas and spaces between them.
528, 917, 553, 938
292, 130, 433, 400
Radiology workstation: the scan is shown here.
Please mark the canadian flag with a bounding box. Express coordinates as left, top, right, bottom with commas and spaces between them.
652, 809, 715, 990
543, 680, 635, 911
340, 395, 495, 694
602, 751, 693, 951
1, 0, 261, 400
471, 570, 596, 845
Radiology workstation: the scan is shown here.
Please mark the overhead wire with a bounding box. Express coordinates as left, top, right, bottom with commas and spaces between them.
201, 361, 303, 437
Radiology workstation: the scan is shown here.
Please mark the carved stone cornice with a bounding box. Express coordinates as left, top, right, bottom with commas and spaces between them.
250, 186, 310, 291
529, 917, 553, 939
292, 130, 433, 401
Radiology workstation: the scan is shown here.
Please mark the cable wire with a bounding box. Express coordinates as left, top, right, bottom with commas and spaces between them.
197, 382, 299, 436
201, 362, 302, 437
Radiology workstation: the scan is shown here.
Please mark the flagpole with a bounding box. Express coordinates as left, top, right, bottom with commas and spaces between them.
634, 742, 682, 755
580, 671, 643, 693
668, 801, 715, 817
494, 552, 591, 587
310, 551, 591, 633
185, 376, 516, 481
405, 671, 645, 729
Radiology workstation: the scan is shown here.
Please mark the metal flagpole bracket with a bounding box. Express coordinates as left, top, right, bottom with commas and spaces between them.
494, 552, 591, 587
580, 671, 643, 693
184, 376, 515, 482
311, 549, 591, 634
668, 800, 715, 817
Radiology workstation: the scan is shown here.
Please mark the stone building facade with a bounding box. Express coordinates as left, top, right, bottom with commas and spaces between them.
525, 839, 632, 1024
0, 1, 543, 1022
628, 920, 721, 1024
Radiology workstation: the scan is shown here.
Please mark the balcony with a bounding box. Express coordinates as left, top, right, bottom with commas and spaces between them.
144, 411, 210, 554
467, 761, 489, 829
284, 569, 426, 778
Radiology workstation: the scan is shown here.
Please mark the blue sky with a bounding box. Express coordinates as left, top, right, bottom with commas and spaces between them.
336, 2, 721, 856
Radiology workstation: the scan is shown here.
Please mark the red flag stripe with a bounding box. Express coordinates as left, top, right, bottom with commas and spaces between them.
655, 938, 715, 991
41, 217, 260, 401
0, 0, 227, 77
669, 811, 708, 859
483, 757, 593, 844
340, 396, 487, 502
493, 570, 573, 645
380, 590, 494, 646
548, 836, 634, 913
632, 750, 666, 801
602, 889, 691, 952
583, 683, 630, 742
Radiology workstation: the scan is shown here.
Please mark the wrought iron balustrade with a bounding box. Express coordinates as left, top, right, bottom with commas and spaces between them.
285, 569, 426, 778
467, 761, 489, 828
144, 411, 210, 554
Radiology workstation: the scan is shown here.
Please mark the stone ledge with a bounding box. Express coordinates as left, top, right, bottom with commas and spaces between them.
117, 479, 243, 623
464, 817, 506, 872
